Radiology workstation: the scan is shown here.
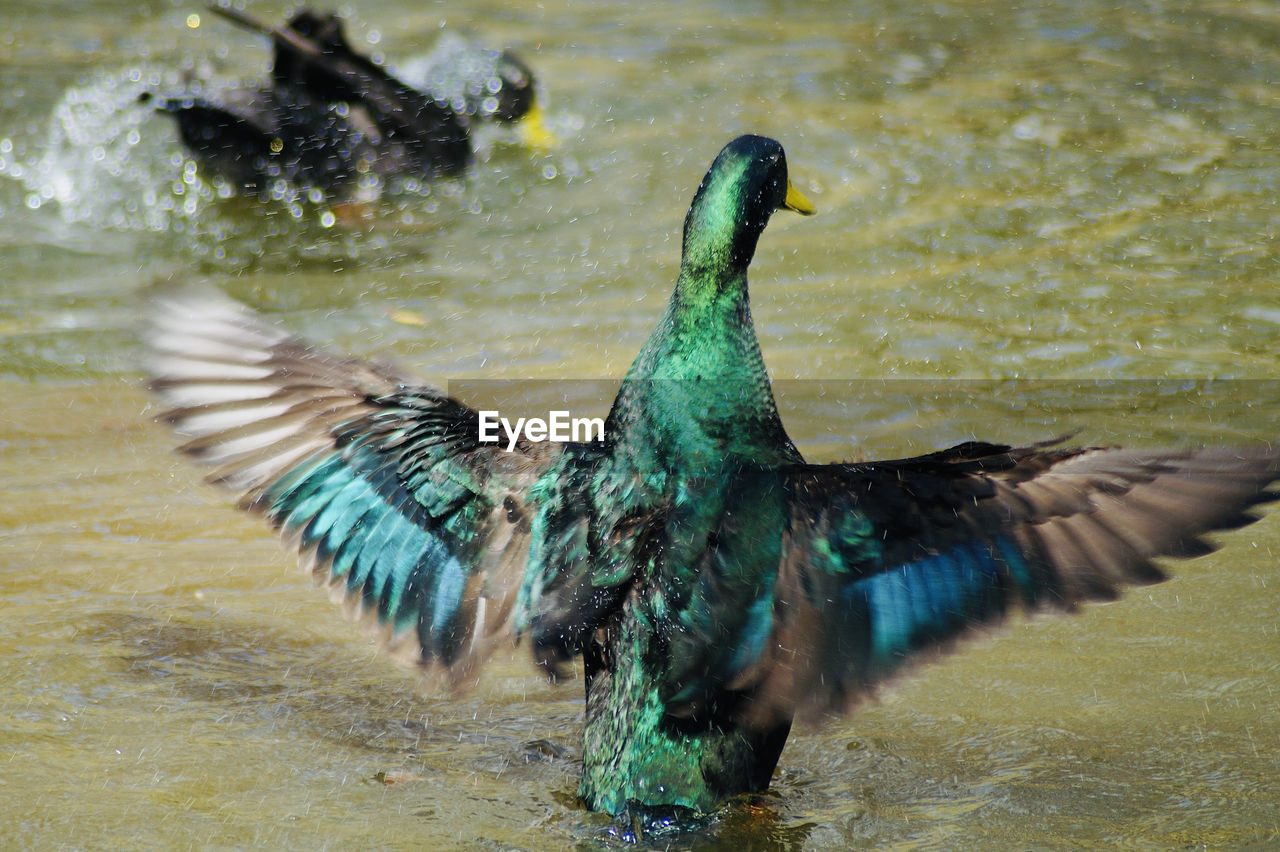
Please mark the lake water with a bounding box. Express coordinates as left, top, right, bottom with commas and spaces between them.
2, 0, 1278, 848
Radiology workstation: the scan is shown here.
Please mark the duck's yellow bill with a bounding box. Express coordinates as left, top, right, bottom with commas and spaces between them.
783, 181, 816, 215
517, 103, 557, 151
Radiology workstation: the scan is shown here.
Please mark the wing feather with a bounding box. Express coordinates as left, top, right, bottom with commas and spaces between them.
146, 291, 555, 684
735, 442, 1279, 725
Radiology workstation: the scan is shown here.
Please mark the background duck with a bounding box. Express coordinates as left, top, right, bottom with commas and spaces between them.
154, 5, 546, 200
146, 135, 1280, 826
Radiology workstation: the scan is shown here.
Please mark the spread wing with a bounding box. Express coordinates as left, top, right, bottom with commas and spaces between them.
732, 441, 1280, 724
146, 293, 556, 683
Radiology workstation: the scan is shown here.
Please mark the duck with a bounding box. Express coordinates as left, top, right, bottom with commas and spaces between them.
152, 5, 547, 199
146, 135, 1279, 823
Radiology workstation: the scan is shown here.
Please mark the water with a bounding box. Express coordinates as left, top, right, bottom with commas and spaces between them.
2, 0, 1279, 848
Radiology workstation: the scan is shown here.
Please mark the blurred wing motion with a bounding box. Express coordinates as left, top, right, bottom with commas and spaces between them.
146, 293, 553, 682
737, 441, 1279, 723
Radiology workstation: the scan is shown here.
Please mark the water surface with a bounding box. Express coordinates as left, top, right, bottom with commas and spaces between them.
2, 0, 1279, 848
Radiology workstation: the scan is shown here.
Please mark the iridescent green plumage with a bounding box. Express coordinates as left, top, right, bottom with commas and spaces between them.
148, 135, 1279, 823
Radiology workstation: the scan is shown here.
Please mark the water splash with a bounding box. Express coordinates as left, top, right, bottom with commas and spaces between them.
0, 65, 221, 232
0, 52, 581, 270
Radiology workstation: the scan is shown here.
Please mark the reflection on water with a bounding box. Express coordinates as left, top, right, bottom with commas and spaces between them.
2, 0, 1279, 847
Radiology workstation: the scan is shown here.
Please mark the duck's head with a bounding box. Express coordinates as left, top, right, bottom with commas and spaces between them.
681, 135, 815, 277
485, 50, 536, 122
486, 50, 555, 151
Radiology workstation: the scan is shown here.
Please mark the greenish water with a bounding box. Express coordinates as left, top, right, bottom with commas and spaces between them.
2, 0, 1278, 848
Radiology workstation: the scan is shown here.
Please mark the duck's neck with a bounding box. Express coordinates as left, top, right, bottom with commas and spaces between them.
608, 264, 797, 472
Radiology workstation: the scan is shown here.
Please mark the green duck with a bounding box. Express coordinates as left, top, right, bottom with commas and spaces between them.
147, 135, 1279, 821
